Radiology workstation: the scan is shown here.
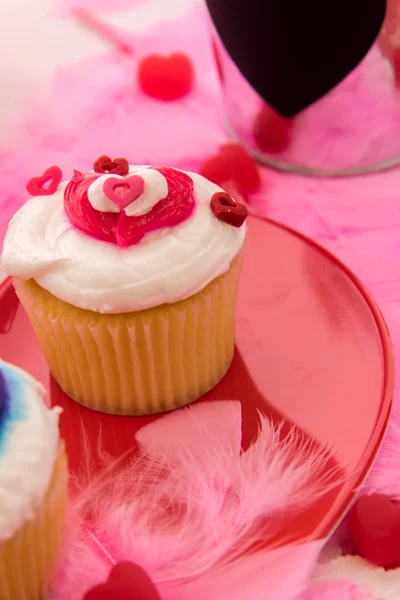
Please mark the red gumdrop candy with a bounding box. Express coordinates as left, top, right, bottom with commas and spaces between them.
83, 561, 161, 600
349, 494, 400, 568
253, 104, 293, 153
138, 52, 194, 101
200, 142, 260, 201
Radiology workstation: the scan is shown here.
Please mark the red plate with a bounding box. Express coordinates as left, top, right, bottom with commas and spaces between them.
0, 215, 394, 546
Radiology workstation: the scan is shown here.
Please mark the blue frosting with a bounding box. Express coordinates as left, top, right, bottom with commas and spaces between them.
0, 364, 28, 454
0, 372, 7, 426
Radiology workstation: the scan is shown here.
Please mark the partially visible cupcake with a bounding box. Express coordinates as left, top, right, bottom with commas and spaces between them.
2, 157, 247, 415
0, 359, 67, 600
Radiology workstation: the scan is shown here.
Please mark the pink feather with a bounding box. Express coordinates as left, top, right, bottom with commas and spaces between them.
48, 401, 333, 600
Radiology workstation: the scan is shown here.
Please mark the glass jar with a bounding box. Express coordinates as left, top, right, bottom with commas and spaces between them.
211, 0, 400, 176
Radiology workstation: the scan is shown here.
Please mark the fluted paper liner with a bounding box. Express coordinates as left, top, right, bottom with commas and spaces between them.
13, 253, 244, 415
0, 445, 67, 600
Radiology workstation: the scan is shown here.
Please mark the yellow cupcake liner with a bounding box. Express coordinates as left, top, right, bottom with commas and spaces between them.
13, 253, 244, 415
0, 445, 67, 600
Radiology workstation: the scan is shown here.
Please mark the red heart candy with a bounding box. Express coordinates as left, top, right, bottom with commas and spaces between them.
349, 493, 400, 567
253, 104, 293, 153
83, 561, 161, 600
200, 143, 260, 201
93, 156, 129, 176
64, 167, 194, 247
138, 52, 194, 101
26, 166, 62, 196
210, 191, 248, 227
103, 175, 145, 211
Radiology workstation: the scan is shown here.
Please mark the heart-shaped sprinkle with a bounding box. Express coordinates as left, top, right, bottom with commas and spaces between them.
83, 561, 161, 600
349, 493, 400, 568
93, 155, 129, 176
210, 191, 248, 227
103, 175, 145, 211
26, 166, 63, 196
138, 52, 194, 101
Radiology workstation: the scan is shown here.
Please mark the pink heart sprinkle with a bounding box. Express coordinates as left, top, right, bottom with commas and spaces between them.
103, 175, 144, 211
26, 166, 63, 196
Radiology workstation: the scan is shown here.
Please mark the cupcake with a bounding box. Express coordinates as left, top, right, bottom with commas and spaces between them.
0, 359, 67, 600
2, 157, 247, 415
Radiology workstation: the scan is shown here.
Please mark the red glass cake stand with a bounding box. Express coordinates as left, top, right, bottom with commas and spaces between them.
0, 215, 394, 547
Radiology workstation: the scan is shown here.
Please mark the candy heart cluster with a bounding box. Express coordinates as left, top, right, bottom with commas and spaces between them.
26, 158, 248, 251
93, 155, 130, 176
64, 165, 195, 247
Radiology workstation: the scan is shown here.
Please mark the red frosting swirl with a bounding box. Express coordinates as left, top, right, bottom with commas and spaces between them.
64, 167, 195, 247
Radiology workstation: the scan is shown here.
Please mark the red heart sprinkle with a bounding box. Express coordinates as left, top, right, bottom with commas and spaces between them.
93, 156, 129, 176
210, 191, 248, 227
349, 493, 400, 568
253, 104, 293, 153
26, 166, 63, 196
83, 561, 161, 600
200, 143, 260, 201
103, 175, 145, 211
138, 52, 194, 101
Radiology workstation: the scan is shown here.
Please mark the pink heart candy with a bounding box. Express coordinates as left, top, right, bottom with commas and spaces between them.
103, 175, 144, 211
26, 166, 63, 196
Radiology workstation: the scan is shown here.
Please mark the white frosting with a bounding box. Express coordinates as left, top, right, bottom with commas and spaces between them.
314, 555, 400, 600
0, 360, 61, 540
2, 167, 246, 314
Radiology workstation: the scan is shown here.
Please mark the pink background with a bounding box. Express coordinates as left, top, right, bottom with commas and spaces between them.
1, 1, 400, 598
